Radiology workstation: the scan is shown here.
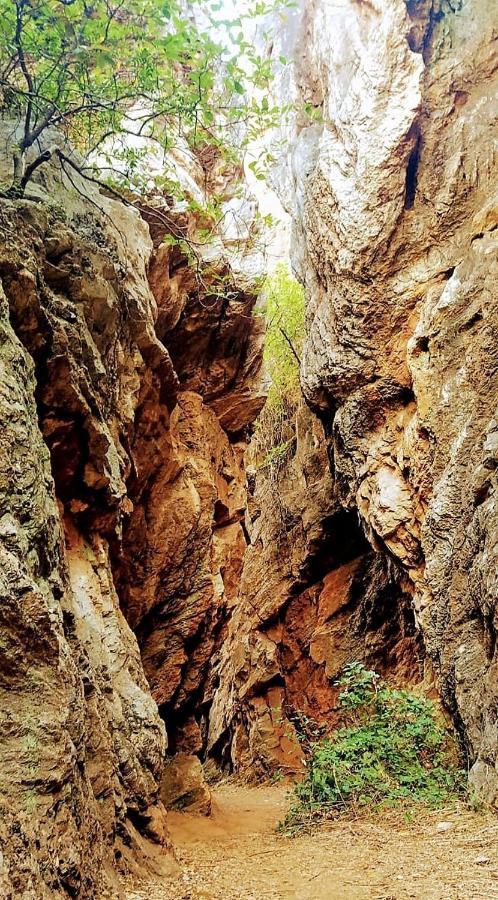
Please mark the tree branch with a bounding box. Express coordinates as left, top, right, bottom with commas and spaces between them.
278, 326, 301, 367
20, 148, 53, 191
14, 0, 34, 147
55, 149, 130, 204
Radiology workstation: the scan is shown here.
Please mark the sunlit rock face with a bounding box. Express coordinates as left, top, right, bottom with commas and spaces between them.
266, 0, 498, 798
0, 143, 265, 895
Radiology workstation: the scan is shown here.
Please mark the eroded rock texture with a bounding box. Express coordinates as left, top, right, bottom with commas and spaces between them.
1, 2, 497, 892
208, 404, 423, 774
115, 200, 265, 756
0, 149, 264, 895
260, 0, 498, 795
0, 192, 171, 897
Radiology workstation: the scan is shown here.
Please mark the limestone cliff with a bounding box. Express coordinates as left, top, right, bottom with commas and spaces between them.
220, 0, 498, 794
0, 148, 264, 896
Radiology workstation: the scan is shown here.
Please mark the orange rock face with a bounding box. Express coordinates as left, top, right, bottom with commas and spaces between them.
207, 405, 424, 775
117, 389, 250, 750
112, 222, 266, 755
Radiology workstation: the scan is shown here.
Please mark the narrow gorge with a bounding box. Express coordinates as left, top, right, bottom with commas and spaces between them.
0, 0, 497, 898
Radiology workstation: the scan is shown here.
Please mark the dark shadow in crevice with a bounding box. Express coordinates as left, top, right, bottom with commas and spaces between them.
404, 128, 422, 210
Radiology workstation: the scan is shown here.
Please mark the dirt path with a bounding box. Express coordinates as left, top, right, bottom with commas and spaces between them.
125, 784, 498, 900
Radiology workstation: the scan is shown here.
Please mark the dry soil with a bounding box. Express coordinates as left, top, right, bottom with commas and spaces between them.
125, 783, 498, 899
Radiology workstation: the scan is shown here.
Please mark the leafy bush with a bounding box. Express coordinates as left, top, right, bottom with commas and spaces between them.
282, 663, 467, 831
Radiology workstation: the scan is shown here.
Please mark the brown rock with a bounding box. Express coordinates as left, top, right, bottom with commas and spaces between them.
114, 389, 252, 750
0, 122, 266, 893
0, 170, 174, 894
208, 404, 423, 774
160, 754, 212, 815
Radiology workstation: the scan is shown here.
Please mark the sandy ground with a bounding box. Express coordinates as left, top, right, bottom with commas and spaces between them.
125, 784, 498, 900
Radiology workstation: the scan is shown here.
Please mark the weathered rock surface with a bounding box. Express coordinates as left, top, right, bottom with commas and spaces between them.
117, 387, 250, 753
208, 404, 423, 773
114, 197, 265, 755
0, 147, 264, 894
160, 753, 211, 815
2, 0, 498, 891
259, 0, 498, 797
0, 193, 171, 897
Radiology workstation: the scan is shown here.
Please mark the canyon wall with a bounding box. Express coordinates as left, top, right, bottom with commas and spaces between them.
208, 402, 423, 775
115, 198, 265, 758
0, 147, 264, 896
1, 1, 497, 893
0, 185, 170, 898
212, 0, 498, 800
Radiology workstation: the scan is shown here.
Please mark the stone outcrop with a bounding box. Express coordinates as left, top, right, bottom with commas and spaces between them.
160, 753, 211, 815
255, 0, 498, 797
208, 403, 423, 774
0, 190, 172, 897
114, 192, 265, 756
0, 144, 264, 895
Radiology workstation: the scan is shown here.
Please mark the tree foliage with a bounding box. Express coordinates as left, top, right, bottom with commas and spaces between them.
282, 664, 467, 832
0, 0, 289, 196
251, 262, 305, 474
262, 261, 304, 404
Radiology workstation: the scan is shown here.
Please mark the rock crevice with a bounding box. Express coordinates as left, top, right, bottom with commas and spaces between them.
1, 0, 498, 894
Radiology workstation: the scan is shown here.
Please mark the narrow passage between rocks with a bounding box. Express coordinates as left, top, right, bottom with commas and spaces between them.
125, 785, 498, 900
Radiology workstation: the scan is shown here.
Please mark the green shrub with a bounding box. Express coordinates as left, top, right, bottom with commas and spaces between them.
282, 663, 467, 831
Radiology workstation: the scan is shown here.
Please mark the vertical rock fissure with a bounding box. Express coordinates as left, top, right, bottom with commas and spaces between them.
404, 126, 422, 210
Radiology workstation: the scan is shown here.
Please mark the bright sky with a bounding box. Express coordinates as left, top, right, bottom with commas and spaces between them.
208, 0, 291, 266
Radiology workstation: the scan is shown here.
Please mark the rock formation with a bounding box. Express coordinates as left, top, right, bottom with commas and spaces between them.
114, 186, 265, 757
1, 0, 498, 894
0, 144, 264, 895
214, 0, 498, 794
0, 182, 172, 896
208, 402, 424, 774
